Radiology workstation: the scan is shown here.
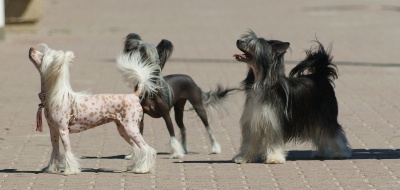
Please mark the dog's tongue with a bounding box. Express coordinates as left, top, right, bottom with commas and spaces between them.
233, 54, 244, 58
234, 53, 250, 59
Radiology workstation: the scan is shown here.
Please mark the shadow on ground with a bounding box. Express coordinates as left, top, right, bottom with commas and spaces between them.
1, 149, 398, 174
174, 149, 400, 164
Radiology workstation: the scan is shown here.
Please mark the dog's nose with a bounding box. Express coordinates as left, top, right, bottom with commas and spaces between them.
236, 40, 241, 46
29, 47, 36, 53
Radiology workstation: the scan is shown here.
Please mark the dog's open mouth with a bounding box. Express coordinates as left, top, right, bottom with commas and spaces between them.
233, 52, 252, 61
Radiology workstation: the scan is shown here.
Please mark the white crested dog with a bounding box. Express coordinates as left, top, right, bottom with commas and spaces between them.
28, 44, 161, 175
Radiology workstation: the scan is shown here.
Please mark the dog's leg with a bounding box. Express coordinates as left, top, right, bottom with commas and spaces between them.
174, 99, 188, 153
163, 113, 185, 159
116, 122, 135, 160
264, 134, 286, 164
139, 115, 144, 134
42, 125, 62, 173
233, 122, 259, 163
264, 121, 286, 164
312, 124, 352, 159
123, 124, 156, 174
333, 129, 352, 159
191, 103, 221, 154
59, 128, 80, 175
314, 125, 352, 159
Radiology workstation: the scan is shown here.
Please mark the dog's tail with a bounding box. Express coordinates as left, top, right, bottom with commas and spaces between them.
116, 52, 161, 98
199, 85, 240, 119
289, 41, 337, 84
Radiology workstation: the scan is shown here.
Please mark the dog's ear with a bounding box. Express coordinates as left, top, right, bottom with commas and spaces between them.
156, 39, 173, 70
272, 42, 290, 55
124, 33, 143, 53
65, 51, 75, 63
126, 33, 142, 40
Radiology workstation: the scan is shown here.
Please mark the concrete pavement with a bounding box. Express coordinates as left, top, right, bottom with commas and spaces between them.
1, 0, 400, 189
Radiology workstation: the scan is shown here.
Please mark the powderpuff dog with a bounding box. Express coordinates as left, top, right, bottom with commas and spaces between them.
122, 33, 237, 158
28, 44, 160, 175
232, 31, 352, 164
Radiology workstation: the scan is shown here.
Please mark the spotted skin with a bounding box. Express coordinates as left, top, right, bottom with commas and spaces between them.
29, 46, 156, 175
43, 94, 151, 172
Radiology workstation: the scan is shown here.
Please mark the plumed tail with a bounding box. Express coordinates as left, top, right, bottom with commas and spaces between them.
289, 42, 337, 84
200, 85, 239, 119
116, 52, 161, 98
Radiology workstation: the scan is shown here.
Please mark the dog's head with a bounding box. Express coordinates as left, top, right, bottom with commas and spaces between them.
234, 30, 290, 70
29, 44, 75, 75
123, 33, 173, 70
235, 31, 291, 88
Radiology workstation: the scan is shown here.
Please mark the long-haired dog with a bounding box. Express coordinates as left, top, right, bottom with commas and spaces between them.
232, 31, 352, 164
28, 44, 160, 175
122, 33, 237, 158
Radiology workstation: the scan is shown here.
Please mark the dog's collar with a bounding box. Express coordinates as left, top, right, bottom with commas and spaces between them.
38, 92, 46, 102
36, 91, 76, 126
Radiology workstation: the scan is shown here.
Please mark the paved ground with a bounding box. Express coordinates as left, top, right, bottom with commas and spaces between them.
1, 0, 400, 189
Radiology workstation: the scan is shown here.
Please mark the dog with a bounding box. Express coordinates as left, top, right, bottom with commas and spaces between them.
232, 31, 352, 164
122, 33, 238, 158
29, 44, 160, 175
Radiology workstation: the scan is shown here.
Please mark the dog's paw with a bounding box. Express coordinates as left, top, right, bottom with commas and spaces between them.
210, 143, 221, 154
313, 150, 326, 159
332, 152, 352, 160
63, 169, 81, 175
131, 168, 150, 174
125, 153, 133, 160
127, 165, 151, 174
265, 159, 285, 164
169, 152, 185, 159
42, 166, 60, 174
265, 153, 286, 164
232, 156, 249, 164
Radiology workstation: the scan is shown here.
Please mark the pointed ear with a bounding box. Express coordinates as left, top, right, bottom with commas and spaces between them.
65, 51, 75, 63
272, 42, 290, 54
156, 39, 173, 70
126, 33, 142, 40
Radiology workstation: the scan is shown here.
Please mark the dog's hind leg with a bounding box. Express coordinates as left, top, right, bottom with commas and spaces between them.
42, 126, 62, 173
333, 129, 352, 159
139, 115, 144, 134
123, 123, 156, 173
313, 124, 352, 159
191, 102, 221, 154
59, 128, 80, 175
116, 122, 135, 160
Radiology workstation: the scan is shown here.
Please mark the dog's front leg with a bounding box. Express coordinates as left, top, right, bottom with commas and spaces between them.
59, 128, 80, 175
163, 114, 185, 159
232, 124, 259, 163
42, 125, 61, 173
232, 141, 257, 164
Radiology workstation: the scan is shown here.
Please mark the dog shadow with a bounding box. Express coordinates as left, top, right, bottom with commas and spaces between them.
175, 148, 400, 164
0, 168, 122, 174
1, 149, 397, 174
81, 155, 126, 159
80, 149, 400, 163
80, 152, 201, 160
287, 148, 400, 161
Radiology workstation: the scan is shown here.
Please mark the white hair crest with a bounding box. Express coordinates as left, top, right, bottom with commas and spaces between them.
38, 45, 86, 112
